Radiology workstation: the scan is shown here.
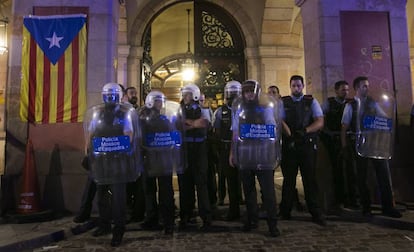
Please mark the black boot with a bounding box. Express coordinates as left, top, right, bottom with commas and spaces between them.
111, 226, 125, 247
92, 225, 111, 237
269, 226, 281, 237
268, 219, 280, 237
312, 213, 327, 226
73, 213, 90, 223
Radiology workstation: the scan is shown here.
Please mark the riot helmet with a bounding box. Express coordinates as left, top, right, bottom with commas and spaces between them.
241, 79, 261, 101
224, 80, 242, 105
102, 82, 123, 104
181, 83, 201, 102
145, 90, 166, 110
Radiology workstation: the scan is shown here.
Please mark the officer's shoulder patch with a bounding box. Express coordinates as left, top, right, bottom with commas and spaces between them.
282, 96, 292, 101
303, 94, 313, 100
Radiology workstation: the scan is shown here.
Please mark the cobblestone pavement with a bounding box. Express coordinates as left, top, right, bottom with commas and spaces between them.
3, 171, 413, 252
29, 211, 414, 252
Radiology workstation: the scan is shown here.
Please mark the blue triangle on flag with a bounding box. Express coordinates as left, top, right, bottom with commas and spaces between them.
24, 15, 86, 65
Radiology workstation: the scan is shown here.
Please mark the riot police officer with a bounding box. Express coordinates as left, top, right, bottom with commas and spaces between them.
178, 83, 212, 230
321, 80, 359, 211
229, 80, 281, 237
341, 76, 401, 218
84, 83, 141, 247
279, 75, 327, 226
213, 80, 242, 220
139, 91, 183, 234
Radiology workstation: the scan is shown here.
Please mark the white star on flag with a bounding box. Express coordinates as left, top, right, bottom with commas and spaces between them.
46, 32, 64, 49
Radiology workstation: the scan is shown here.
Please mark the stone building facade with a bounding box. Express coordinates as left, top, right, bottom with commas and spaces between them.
0, 0, 413, 213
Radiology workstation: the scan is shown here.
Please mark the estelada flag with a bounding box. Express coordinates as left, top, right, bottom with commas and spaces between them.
20, 14, 87, 124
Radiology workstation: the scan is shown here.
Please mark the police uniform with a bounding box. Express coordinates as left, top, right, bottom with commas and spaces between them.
85, 82, 142, 247
232, 98, 279, 236
204, 107, 219, 209
321, 97, 358, 208
280, 94, 325, 222
213, 104, 241, 220
89, 103, 130, 244
124, 103, 146, 224
139, 105, 175, 233
178, 102, 212, 229
73, 176, 96, 222
342, 97, 400, 217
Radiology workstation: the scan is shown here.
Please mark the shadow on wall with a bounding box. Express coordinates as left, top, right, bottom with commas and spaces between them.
42, 144, 69, 216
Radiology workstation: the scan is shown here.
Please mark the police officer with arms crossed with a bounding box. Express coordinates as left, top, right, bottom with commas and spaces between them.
213, 80, 242, 221
178, 83, 212, 230
279, 75, 327, 226
321, 80, 359, 212
84, 83, 141, 246
229, 80, 281, 237
341, 76, 401, 218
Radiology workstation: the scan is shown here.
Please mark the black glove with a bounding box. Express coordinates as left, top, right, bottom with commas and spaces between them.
287, 139, 296, 150
294, 129, 307, 138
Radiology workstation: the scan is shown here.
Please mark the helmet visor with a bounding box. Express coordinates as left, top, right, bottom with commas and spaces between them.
103, 93, 120, 103
242, 85, 256, 94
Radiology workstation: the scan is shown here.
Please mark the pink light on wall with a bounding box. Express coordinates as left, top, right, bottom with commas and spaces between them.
340, 11, 394, 96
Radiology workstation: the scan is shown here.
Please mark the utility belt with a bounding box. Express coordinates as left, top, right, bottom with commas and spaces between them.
184, 136, 206, 143
283, 134, 317, 150
293, 135, 318, 145
292, 130, 318, 144
346, 132, 357, 141
320, 130, 341, 143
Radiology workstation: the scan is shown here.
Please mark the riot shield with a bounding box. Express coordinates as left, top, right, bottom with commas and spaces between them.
83, 103, 141, 184
355, 92, 395, 159
232, 94, 282, 170
140, 100, 184, 177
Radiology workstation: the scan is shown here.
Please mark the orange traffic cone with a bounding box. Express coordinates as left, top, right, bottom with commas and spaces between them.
16, 139, 41, 214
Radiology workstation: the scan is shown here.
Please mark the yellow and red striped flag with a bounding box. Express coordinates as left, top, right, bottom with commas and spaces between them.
20, 14, 87, 124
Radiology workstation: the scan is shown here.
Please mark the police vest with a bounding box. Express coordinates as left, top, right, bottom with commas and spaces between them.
282, 95, 315, 130
220, 105, 232, 141
349, 96, 376, 133
183, 103, 206, 139
93, 105, 125, 138
325, 97, 349, 131
239, 102, 266, 125
140, 108, 173, 144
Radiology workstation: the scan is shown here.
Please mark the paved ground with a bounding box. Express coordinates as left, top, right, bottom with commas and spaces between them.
1, 171, 414, 252
1, 204, 414, 252
4, 209, 414, 252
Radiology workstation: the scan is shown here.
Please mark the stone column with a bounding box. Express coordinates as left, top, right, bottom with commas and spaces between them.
117, 45, 130, 86
244, 47, 261, 82
258, 46, 304, 96
127, 46, 143, 103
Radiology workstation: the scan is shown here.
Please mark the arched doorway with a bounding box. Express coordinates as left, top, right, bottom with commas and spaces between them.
141, 1, 246, 109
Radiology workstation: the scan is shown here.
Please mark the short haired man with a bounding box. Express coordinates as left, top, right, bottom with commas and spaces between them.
341, 76, 401, 218
279, 75, 327, 226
